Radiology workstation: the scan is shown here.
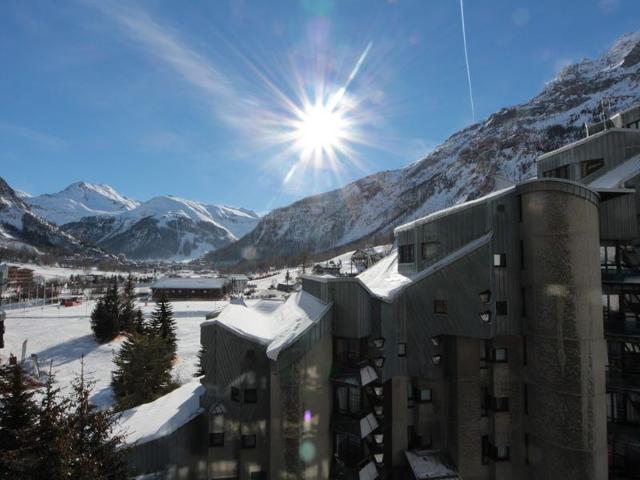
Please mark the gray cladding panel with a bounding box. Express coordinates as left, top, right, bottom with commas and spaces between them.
394, 243, 495, 380
537, 129, 640, 181
330, 280, 372, 338
599, 191, 638, 241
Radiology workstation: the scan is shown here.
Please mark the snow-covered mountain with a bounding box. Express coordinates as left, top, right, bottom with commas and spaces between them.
59, 194, 260, 261
0, 177, 90, 255
22, 180, 260, 261
209, 31, 640, 266
28, 181, 139, 225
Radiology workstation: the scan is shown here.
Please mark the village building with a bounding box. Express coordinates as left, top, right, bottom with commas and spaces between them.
151, 277, 230, 301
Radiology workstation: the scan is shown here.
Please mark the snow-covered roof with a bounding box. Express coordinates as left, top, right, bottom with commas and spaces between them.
117, 380, 205, 446
588, 154, 640, 189
207, 291, 332, 360
394, 187, 515, 234
152, 277, 229, 289
357, 233, 492, 301
405, 450, 460, 479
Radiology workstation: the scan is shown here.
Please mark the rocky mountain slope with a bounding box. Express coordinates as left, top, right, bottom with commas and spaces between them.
208, 31, 640, 267
0, 177, 95, 256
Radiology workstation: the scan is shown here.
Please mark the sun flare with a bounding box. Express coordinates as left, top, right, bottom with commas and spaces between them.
295, 102, 347, 153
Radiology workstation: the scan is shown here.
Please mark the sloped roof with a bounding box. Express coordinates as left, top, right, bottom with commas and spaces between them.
206, 291, 332, 361
152, 277, 229, 289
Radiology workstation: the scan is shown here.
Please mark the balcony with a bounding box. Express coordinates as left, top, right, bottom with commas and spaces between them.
604, 312, 640, 337
607, 367, 640, 393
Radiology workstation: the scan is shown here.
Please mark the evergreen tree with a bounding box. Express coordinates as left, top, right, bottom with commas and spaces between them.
111, 333, 174, 411
132, 308, 146, 335
119, 274, 136, 333
90, 279, 120, 343
149, 292, 177, 359
0, 364, 40, 480
66, 362, 128, 479
194, 344, 206, 377
31, 364, 69, 480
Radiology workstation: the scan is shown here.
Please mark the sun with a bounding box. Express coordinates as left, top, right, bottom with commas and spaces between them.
294, 101, 348, 154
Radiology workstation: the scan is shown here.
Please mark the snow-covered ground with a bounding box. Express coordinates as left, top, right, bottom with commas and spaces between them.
2, 299, 224, 408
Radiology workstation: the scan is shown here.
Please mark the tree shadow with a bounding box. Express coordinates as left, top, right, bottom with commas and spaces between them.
36, 334, 100, 367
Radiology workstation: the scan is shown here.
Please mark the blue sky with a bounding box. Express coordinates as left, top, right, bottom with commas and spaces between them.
1, 0, 638, 213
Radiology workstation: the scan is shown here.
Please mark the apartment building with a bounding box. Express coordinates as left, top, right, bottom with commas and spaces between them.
538, 104, 640, 479
125, 108, 640, 480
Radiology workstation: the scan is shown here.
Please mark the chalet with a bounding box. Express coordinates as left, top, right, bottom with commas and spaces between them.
351, 247, 383, 273
151, 277, 230, 301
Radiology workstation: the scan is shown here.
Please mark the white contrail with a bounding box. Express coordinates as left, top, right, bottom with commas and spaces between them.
459, 0, 476, 122
329, 41, 373, 110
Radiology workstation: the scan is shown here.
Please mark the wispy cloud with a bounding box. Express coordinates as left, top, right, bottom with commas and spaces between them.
0, 122, 67, 148
92, 2, 241, 123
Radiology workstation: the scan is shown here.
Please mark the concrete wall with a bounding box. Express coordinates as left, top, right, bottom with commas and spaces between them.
270, 332, 333, 479
519, 181, 607, 480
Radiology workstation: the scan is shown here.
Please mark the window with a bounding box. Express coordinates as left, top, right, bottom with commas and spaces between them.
479, 290, 491, 304
493, 253, 506, 267
250, 472, 267, 480
496, 301, 508, 316
542, 164, 569, 179
209, 432, 224, 447
480, 341, 489, 369
242, 434, 257, 449
434, 300, 448, 314
231, 386, 240, 402
336, 385, 362, 415
244, 388, 257, 404
495, 446, 510, 461
481, 388, 489, 417
421, 241, 439, 260
399, 244, 415, 263
493, 348, 508, 363
493, 397, 509, 412
418, 388, 432, 402
481, 436, 490, 465
580, 158, 604, 178
397, 343, 407, 357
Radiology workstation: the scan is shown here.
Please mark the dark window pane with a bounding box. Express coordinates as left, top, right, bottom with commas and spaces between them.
244, 388, 257, 404
242, 434, 257, 448
496, 301, 508, 316
434, 300, 447, 314
231, 386, 240, 402
209, 432, 224, 447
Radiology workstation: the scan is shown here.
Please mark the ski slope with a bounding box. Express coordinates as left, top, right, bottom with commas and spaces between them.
2, 299, 225, 408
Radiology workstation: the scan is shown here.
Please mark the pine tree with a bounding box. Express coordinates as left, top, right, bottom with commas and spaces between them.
90, 279, 121, 343
31, 364, 69, 480
0, 363, 40, 480
111, 333, 174, 411
194, 344, 206, 377
149, 292, 177, 359
119, 275, 136, 333
66, 362, 128, 479
132, 308, 146, 335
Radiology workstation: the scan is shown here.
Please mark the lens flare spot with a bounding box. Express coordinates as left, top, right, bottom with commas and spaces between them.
304, 409, 313, 423
299, 440, 316, 463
